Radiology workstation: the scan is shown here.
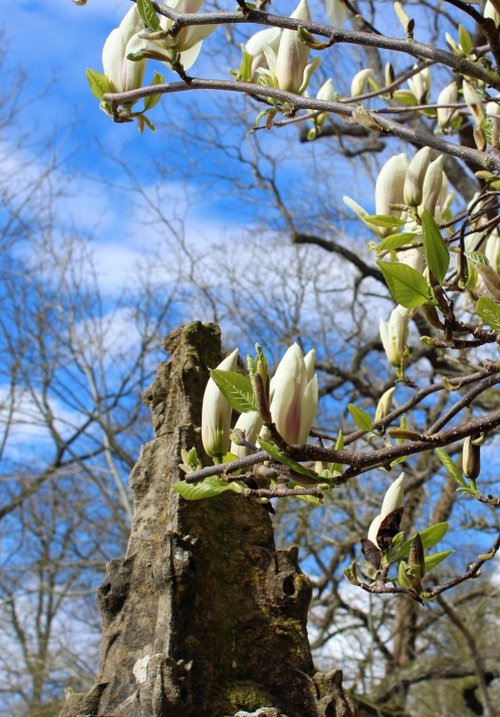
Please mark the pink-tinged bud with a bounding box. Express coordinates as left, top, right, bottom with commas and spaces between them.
325, 0, 347, 26
375, 154, 409, 235
230, 410, 263, 458
275, 0, 312, 92
437, 82, 458, 130
404, 147, 432, 207
462, 81, 485, 127
270, 344, 318, 445
102, 7, 146, 94
201, 349, 239, 458
379, 305, 410, 368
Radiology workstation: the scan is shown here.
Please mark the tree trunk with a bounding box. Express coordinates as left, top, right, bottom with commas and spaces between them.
59, 322, 356, 717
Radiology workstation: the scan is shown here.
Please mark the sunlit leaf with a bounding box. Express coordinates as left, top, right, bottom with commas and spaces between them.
210, 369, 256, 412
348, 403, 373, 431
377, 261, 430, 307
476, 295, 500, 330
258, 437, 318, 479
137, 0, 160, 31
86, 68, 112, 100
421, 209, 450, 284
424, 549, 454, 573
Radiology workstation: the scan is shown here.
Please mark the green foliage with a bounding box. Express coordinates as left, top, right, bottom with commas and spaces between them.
173, 475, 245, 499
476, 295, 500, 330
210, 369, 257, 412
348, 403, 373, 431
137, 0, 160, 31
86, 68, 112, 100
377, 260, 430, 307
420, 209, 450, 284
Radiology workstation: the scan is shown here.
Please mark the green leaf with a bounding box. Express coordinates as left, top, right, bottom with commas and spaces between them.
396, 522, 449, 560
398, 559, 411, 588
424, 549, 454, 573
258, 437, 318, 479
210, 369, 256, 412
143, 71, 165, 111
421, 209, 450, 284
377, 260, 430, 308
476, 295, 500, 330
173, 476, 235, 500
466, 251, 490, 267
348, 403, 373, 431
137, 0, 160, 31
458, 24, 473, 55
436, 447, 467, 486
365, 214, 407, 229
86, 68, 112, 100
375, 232, 418, 254
330, 429, 344, 475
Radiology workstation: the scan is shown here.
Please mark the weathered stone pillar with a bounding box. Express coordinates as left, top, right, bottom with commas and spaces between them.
60, 322, 356, 717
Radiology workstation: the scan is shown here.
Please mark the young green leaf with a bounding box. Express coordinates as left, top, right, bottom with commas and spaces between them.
173, 476, 236, 500
375, 232, 418, 254
348, 403, 373, 432
396, 522, 449, 559
143, 71, 165, 111
476, 295, 500, 330
258, 437, 318, 479
137, 0, 160, 31
86, 68, 112, 100
377, 261, 430, 307
365, 214, 407, 229
436, 448, 467, 486
398, 559, 411, 588
424, 549, 454, 573
420, 209, 450, 284
210, 369, 256, 412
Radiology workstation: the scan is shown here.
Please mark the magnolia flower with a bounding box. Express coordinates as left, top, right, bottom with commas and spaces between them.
149, 0, 216, 71
270, 344, 318, 445
437, 82, 458, 130
367, 473, 405, 549
275, 0, 317, 93
404, 147, 432, 207
420, 155, 444, 216
375, 386, 396, 422
462, 80, 485, 127
485, 230, 500, 272
310, 78, 335, 132
102, 6, 146, 94
375, 153, 409, 235
243, 27, 281, 81
484, 0, 500, 27
325, 0, 347, 27
230, 410, 263, 458
201, 349, 238, 458
379, 305, 410, 368
350, 68, 375, 97
407, 66, 431, 103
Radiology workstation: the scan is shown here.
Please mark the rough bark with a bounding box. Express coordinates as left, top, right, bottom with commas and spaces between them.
59, 321, 356, 717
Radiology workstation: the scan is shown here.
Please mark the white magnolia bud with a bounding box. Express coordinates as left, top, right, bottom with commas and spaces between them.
202, 349, 239, 458
485, 230, 500, 273
350, 68, 374, 97
375, 386, 396, 422
437, 82, 458, 130
420, 155, 444, 216
407, 66, 431, 103
375, 154, 409, 235
404, 147, 432, 206
275, 0, 311, 92
270, 344, 318, 445
368, 473, 405, 548
462, 80, 485, 127
230, 411, 263, 458
102, 7, 146, 94
325, 0, 347, 27
484, 0, 500, 26
379, 305, 410, 368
